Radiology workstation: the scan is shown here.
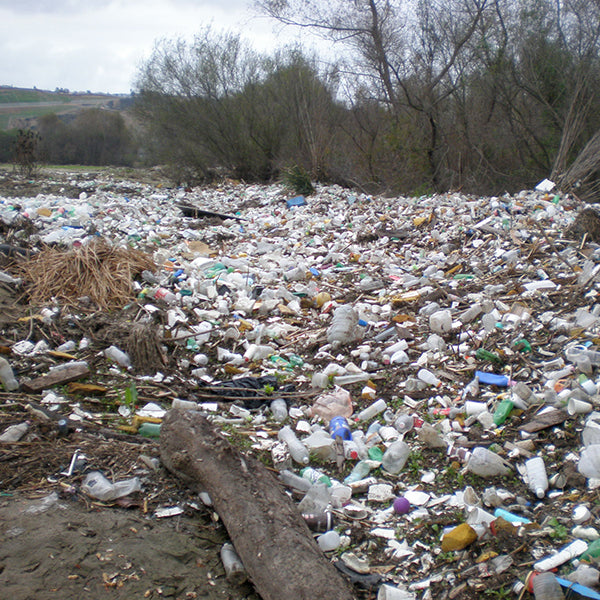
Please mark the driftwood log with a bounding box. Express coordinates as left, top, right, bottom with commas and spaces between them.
160, 409, 356, 600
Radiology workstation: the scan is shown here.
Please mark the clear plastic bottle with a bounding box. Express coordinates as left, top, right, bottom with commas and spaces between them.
0, 357, 19, 391
525, 456, 549, 499
381, 440, 410, 474
343, 460, 373, 484
277, 426, 309, 465
300, 467, 331, 486
0, 422, 29, 442
220, 543, 247, 585
393, 414, 414, 435
278, 469, 312, 494
326, 305, 361, 346
532, 572, 564, 600
309, 387, 353, 421
104, 345, 131, 368
357, 398, 387, 421
270, 398, 288, 423
429, 309, 452, 334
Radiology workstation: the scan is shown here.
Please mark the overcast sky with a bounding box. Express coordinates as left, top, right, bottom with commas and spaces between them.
0, 0, 303, 94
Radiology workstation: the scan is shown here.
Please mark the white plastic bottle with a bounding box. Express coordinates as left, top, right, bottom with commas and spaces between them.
466, 447, 509, 477
417, 368, 442, 387
357, 398, 387, 421
277, 426, 309, 465
525, 456, 549, 499
0, 357, 19, 391
381, 440, 410, 474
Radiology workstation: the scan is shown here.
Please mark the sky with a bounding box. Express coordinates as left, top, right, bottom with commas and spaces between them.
0, 0, 306, 95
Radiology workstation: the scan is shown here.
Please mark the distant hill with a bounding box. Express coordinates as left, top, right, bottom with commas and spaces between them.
0, 86, 133, 131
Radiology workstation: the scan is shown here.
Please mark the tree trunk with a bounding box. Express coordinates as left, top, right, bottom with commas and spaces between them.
160, 409, 356, 600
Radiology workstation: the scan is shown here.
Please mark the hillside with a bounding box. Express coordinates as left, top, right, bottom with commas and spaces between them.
0, 86, 132, 130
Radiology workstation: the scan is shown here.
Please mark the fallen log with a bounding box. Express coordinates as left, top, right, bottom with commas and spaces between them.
160, 409, 356, 600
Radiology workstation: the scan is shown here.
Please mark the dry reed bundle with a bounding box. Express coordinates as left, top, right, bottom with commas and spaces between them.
19, 241, 156, 310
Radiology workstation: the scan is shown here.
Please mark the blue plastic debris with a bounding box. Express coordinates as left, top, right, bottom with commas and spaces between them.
475, 370, 512, 387
286, 196, 306, 208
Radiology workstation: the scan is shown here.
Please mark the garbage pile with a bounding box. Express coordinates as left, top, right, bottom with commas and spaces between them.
3, 170, 600, 599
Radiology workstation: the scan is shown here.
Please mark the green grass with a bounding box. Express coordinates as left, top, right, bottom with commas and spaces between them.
0, 88, 70, 103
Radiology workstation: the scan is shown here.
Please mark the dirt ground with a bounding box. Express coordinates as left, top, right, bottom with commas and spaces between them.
0, 427, 260, 600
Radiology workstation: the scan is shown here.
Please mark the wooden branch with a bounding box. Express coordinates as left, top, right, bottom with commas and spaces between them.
160, 409, 356, 600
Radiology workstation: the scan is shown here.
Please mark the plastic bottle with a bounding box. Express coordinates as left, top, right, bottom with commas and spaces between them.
278, 426, 309, 465
357, 398, 387, 421
329, 416, 352, 440
327, 305, 361, 346
300, 467, 331, 486
0, 357, 19, 391
343, 460, 373, 484
138, 422, 161, 437
104, 345, 131, 369
0, 422, 29, 442
532, 572, 565, 600
381, 440, 410, 474
492, 399, 514, 426
417, 368, 441, 387
579, 538, 600, 563
393, 414, 414, 435
270, 398, 288, 423
220, 543, 247, 585
466, 447, 510, 477
172, 398, 199, 410
525, 456, 549, 499
278, 469, 312, 494
153, 286, 177, 304
350, 431, 368, 459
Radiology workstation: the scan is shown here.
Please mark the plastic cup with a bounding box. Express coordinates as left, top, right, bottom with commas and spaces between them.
465, 401, 487, 415
568, 398, 593, 415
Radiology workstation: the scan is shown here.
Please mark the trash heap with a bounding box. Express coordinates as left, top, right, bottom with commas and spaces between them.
3, 170, 600, 599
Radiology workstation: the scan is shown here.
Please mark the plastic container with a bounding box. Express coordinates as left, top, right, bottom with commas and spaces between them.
343, 460, 373, 484
579, 445, 600, 479
138, 422, 161, 437
357, 398, 387, 421
493, 399, 514, 426
172, 398, 199, 411
297, 483, 331, 513
81, 471, 141, 501
309, 387, 353, 421
0, 422, 29, 442
429, 309, 452, 334
279, 469, 312, 494
417, 368, 441, 387
104, 345, 131, 369
534, 539, 588, 571
317, 530, 341, 552
466, 447, 510, 477
153, 286, 177, 304
525, 456, 549, 498
0, 357, 19, 391
377, 583, 415, 600
532, 572, 564, 600
278, 426, 309, 465
302, 511, 335, 532
243, 343, 273, 362
220, 543, 247, 585
566, 345, 600, 367
329, 416, 352, 440
270, 398, 288, 422
393, 414, 414, 435
300, 467, 331, 486
326, 305, 361, 346
579, 538, 600, 563
381, 440, 410, 474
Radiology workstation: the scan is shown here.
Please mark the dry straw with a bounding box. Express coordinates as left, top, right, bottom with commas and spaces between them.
19, 241, 156, 310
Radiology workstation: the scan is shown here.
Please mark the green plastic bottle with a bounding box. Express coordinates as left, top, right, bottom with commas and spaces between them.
580, 538, 600, 563
492, 399, 514, 426
138, 422, 161, 438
